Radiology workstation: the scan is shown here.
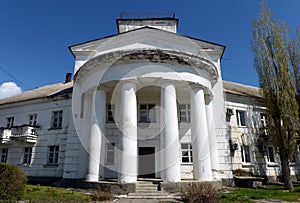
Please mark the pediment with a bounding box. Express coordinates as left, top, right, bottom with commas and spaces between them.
70, 27, 225, 64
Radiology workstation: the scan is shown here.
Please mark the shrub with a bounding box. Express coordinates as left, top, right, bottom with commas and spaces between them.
0, 163, 28, 201
181, 182, 217, 203
91, 186, 113, 201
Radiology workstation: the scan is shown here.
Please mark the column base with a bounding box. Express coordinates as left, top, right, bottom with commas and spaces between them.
86, 174, 99, 182
119, 175, 137, 183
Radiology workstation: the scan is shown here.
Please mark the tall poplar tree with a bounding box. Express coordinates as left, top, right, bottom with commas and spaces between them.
252, 3, 299, 190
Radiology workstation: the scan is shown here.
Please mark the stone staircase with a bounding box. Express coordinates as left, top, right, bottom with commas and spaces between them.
120, 180, 178, 199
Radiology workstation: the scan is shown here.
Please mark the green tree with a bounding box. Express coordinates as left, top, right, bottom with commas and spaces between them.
252, 2, 299, 190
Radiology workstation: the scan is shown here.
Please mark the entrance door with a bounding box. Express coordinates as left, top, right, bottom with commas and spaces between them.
138, 147, 155, 178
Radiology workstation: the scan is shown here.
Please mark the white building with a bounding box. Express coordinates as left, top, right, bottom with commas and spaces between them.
0, 16, 299, 189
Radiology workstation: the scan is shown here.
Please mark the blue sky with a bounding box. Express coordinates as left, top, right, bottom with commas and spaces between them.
0, 0, 299, 96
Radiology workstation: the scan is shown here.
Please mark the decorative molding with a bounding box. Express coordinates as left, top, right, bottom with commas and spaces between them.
74, 49, 219, 86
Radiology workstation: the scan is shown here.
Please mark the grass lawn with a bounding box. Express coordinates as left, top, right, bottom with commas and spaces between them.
23, 184, 93, 203
19, 183, 300, 203
218, 184, 300, 202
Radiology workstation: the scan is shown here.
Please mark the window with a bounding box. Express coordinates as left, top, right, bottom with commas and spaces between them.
6, 117, 14, 128
51, 111, 63, 128
236, 110, 246, 127
260, 113, 267, 128
181, 143, 193, 163
265, 146, 276, 163
23, 147, 32, 165
0, 148, 8, 163
139, 104, 156, 123
47, 146, 59, 165
80, 93, 85, 119
105, 143, 115, 164
106, 104, 115, 123
179, 104, 191, 123
28, 114, 37, 126
241, 145, 251, 163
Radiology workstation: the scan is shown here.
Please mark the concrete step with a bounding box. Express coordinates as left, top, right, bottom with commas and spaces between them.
136, 186, 158, 189
128, 192, 169, 197
135, 189, 160, 193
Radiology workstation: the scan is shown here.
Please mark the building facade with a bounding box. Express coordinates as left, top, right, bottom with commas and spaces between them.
0, 17, 299, 186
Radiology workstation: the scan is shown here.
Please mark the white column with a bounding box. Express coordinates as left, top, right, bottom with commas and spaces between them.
119, 82, 138, 183
86, 89, 106, 181
161, 82, 181, 182
190, 86, 213, 181
206, 98, 219, 179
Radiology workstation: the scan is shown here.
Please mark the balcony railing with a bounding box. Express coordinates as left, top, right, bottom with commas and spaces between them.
259, 127, 269, 139
0, 125, 39, 143
0, 128, 12, 144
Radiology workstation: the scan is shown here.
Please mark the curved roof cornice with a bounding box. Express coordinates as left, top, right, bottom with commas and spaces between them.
75, 48, 219, 86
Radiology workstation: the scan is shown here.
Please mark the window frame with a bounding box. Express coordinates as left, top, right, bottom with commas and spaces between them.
105, 143, 115, 165
241, 145, 251, 163
50, 110, 63, 129
6, 117, 14, 128
23, 147, 32, 165
236, 110, 247, 127
47, 145, 59, 165
181, 143, 193, 164
265, 145, 276, 163
28, 114, 38, 126
139, 104, 156, 123
0, 148, 8, 163
178, 104, 191, 123
106, 104, 115, 123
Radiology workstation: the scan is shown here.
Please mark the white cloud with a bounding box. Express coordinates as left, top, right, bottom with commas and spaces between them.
0, 82, 22, 99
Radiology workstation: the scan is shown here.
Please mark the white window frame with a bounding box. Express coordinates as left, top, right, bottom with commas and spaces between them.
139, 104, 156, 123
179, 104, 191, 123
28, 114, 38, 126
105, 143, 115, 165
6, 117, 14, 128
260, 113, 267, 128
51, 110, 63, 128
0, 148, 8, 163
236, 110, 247, 127
106, 104, 115, 123
241, 145, 251, 163
264, 145, 276, 163
47, 145, 59, 165
181, 143, 193, 164
23, 147, 32, 165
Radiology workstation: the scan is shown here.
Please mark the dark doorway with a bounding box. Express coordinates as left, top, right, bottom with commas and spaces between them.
138, 147, 155, 178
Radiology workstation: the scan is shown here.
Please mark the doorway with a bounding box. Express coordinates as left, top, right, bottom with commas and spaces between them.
138, 147, 155, 178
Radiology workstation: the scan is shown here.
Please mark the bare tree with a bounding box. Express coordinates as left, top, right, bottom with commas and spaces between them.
252, 2, 299, 190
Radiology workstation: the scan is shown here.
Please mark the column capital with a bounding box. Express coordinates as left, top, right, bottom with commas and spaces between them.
96, 85, 111, 92
118, 79, 139, 86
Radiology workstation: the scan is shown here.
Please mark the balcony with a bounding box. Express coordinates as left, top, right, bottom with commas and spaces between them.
0, 128, 12, 144
258, 127, 269, 140
10, 125, 39, 143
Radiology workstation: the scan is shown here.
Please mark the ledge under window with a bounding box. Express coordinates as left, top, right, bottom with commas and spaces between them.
19, 164, 31, 168
44, 163, 59, 168
267, 162, 279, 167
48, 127, 62, 131
242, 163, 254, 168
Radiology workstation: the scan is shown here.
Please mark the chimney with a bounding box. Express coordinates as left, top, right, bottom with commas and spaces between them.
65, 73, 72, 83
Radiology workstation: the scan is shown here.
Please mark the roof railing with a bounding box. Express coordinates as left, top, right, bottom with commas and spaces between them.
119, 12, 176, 19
